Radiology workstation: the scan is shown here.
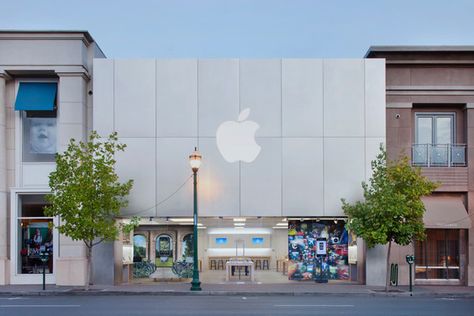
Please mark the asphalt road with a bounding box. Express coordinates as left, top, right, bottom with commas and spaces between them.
0, 294, 473, 316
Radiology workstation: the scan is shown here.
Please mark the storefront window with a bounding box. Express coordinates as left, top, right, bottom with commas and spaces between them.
133, 234, 147, 262
415, 229, 460, 280
288, 220, 349, 281
182, 234, 194, 262
155, 235, 173, 267
17, 195, 53, 274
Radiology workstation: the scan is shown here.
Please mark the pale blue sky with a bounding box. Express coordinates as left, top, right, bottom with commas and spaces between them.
2, 0, 473, 58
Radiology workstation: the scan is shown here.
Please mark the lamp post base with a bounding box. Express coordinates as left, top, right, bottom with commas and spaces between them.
190, 279, 202, 291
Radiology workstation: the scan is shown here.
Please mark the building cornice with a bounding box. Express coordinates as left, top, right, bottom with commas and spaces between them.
0, 30, 95, 46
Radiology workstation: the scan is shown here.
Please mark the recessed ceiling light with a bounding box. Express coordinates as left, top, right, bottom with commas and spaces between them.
234, 223, 245, 226
276, 223, 288, 226
233, 218, 246, 222
234, 226, 244, 229
272, 226, 287, 229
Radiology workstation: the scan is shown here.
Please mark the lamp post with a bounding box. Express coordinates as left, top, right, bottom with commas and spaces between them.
189, 147, 202, 291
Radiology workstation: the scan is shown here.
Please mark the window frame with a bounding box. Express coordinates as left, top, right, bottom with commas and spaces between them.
414, 112, 456, 145
9, 189, 59, 284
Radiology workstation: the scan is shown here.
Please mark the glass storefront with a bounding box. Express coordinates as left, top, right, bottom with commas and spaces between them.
415, 229, 460, 280
17, 195, 54, 275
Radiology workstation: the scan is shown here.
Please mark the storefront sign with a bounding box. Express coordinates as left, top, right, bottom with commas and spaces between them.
348, 245, 357, 264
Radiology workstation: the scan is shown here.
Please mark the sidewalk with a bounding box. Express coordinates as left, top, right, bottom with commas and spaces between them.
0, 282, 473, 297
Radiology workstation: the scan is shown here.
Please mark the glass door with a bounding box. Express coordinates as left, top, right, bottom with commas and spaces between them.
11, 193, 57, 284
415, 229, 460, 280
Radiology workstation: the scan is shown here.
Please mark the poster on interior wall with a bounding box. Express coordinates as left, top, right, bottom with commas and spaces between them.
215, 237, 228, 245
288, 220, 349, 281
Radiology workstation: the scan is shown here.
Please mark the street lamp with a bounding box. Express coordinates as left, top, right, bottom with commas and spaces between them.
189, 147, 202, 291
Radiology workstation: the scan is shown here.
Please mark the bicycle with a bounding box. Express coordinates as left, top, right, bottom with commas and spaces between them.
171, 260, 194, 278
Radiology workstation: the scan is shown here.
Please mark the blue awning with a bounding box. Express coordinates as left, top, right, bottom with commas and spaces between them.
14, 82, 57, 111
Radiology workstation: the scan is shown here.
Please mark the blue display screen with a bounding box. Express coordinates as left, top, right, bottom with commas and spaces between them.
252, 237, 264, 244
215, 237, 227, 245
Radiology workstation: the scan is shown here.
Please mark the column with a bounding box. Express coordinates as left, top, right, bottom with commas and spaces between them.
54, 72, 89, 286
466, 105, 474, 286
0, 73, 9, 284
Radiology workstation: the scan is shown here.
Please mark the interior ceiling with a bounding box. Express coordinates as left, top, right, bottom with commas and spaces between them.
138, 217, 287, 228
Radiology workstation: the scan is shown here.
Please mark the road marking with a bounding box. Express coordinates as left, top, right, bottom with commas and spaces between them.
0, 304, 80, 308
275, 304, 354, 308
0, 297, 23, 300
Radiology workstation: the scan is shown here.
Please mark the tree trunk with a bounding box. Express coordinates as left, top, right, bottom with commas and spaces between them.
86, 246, 92, 291
385, 240, 392, 292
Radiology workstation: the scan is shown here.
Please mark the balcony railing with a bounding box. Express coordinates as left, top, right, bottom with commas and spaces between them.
412, 144, 466, 167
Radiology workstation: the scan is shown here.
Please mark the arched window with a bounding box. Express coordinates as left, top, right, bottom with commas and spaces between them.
182, 234, 194, 262
133, 234, 147, 262
155, 234, 173, 267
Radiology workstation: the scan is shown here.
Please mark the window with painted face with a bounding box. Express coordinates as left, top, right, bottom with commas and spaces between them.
22, 111, 57, 162
29, 117, 56, 154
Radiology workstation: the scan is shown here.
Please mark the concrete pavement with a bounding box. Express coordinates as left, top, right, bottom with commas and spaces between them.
0, 283, 473, 297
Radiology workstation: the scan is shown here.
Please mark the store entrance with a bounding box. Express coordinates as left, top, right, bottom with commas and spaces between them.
11, 193, 57, 285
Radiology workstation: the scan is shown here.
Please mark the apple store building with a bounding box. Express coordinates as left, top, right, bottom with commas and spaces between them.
91, 58, 385, 285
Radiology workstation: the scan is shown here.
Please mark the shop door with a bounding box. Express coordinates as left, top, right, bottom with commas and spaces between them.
11, 193, 58, 284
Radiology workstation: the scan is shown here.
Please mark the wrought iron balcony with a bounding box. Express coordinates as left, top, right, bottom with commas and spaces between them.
412, 144, 466, 167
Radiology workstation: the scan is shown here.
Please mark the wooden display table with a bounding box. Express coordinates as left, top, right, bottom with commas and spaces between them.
226, 258, 255, 282
276, 258, 288, 272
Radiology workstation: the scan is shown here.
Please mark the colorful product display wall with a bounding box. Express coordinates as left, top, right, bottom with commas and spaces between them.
288, 220, 349, 281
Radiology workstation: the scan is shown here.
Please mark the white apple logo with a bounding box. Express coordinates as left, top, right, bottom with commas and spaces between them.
216, 108, 261, 163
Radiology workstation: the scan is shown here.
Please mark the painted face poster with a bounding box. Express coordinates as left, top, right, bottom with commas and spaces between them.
288, 220, 349, 281
28, 117, 57, 154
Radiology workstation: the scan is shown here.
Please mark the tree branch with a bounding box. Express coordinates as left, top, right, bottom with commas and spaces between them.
91, 238, 105, 247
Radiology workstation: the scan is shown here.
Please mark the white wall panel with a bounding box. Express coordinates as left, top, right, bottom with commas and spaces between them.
198, 138, 239, 216
365, 138, 385, 182
365, 59, 386, 137
115, 138, 156, 216
22, 164, 55, 187
324, 60, 365, 137
115, 59, 155, 137
282, 59, 323, 137
324, 138, 365, 216
282, 138, 323, 216
198, 59, 239, 137
240, 60, 281, 137
156, 138, 196, 216
241, 138, 281, 216
93, 59, 114, 136
156, 59, 197, 137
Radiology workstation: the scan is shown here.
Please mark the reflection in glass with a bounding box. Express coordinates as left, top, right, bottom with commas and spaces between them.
182, 234, 194, 262
133, 234, 147, 262
416, 117, 433, 144
435, 117, 452, 144
415, 229, 460, 280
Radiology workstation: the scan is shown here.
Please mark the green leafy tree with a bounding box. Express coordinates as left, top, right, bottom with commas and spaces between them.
341, 146, 438, 291
45, 131, 136, 290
